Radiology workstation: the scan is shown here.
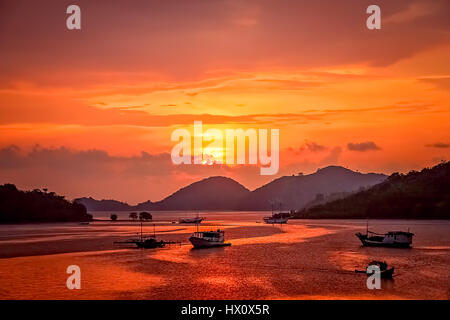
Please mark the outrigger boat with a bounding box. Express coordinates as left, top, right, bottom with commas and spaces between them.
356, 222, 414, 248
355, 260, 395, 279
114, 223, 176, 249
189, 229, 231, 248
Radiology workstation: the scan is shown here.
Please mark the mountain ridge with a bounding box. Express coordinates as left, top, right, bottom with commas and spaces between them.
75, 166, 387, 211
292, 161, 450, 219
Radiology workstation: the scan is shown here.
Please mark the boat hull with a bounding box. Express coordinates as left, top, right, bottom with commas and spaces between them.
263, 217, 289, 224
189, 236, 231, 249
179, 218, 204, 224
356, 233, 412, 248
135, 240, 165, 249
366, 267, 395, 279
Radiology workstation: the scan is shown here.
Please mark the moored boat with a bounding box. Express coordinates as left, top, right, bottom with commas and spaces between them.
189, 229, 231, 248
114, 222, 175, 249
179, 216, 205, 224
263, 212, 290, 224
134, 237, 166, 249
355, 260, 394, 278
356, 230, 414, 248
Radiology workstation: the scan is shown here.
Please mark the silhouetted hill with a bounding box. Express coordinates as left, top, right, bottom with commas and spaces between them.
76, 167, 386, 211
292, 162, 450, 219
151, 176, 250, 210
76, 177, 249, 211
0, 184, 91, 223
237, 166, 386, 210
74, 197, 136, 211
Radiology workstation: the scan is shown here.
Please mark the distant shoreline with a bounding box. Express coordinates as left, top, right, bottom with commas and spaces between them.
2, 216, 450, 225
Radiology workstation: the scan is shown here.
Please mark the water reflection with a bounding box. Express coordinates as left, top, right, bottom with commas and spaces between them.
0, 216, 449, 299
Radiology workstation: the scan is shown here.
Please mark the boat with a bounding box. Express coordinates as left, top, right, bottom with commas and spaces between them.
134, 237, 166, 249
263, 212, 290, 224
264, 201, 290, 224
356, 223, 414, 248
179, 215, 205, 224
114, 223, 175, 249
189, 229, 231, 248
355, 260, 394, 279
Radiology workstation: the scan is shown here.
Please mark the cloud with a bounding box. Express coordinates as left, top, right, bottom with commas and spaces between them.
0, 145, 282, 203
347, 141, 381, 152
426, 142, 450, 148
319, 147, 342, 165
287, 141, 326, 155
418, 77, 450, 91
1, 144, 368, 203
2, 0, 450, 87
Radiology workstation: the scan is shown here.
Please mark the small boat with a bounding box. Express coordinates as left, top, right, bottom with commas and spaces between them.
263, 212, 290, 224
356, 222, 414, 248
189, 229, 231, 248
355, 260, 394, 279
114, 223, 175, 249
79, 222, 90, 225
356, 230, 414, 248
264, 201, 290, 224
179, 215, 205, 224
134, 237, 166, 249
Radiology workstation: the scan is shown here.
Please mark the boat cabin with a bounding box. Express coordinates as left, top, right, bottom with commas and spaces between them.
193, 230, 224, 242
385, 231, 414, 243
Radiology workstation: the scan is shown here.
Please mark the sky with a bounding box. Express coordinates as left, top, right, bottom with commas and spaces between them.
0, 0, 449, 203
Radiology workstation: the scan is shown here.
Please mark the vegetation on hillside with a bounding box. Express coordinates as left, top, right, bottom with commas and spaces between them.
0, 184, 92, 223
292, 161, 450, 219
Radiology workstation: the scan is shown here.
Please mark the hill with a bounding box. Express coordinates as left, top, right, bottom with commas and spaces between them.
237, 166, 386, 210
76, 167, 386, 211
292, 161, 450, 219
74, 197, 137, 211
151, 176, 250, 210
0, 184, 91, 223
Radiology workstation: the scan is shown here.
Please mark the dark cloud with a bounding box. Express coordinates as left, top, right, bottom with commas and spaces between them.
0, 145, 278, 203
1, 0, 450, 86
347, 141, 381, 152
305, 142, 326, 152
426, 142, 450, 148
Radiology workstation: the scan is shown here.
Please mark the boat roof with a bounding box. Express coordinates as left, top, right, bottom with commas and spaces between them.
195, 229, 223, 234
387, 231, 414, 235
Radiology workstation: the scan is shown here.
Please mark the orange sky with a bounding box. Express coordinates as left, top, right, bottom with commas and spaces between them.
0, 0, 449, 203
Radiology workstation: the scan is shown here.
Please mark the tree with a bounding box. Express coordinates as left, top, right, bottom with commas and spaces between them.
110, 214, 118, 221
0, 184, 91, 223
129, 212, 138, 221
139, 211, 152, 221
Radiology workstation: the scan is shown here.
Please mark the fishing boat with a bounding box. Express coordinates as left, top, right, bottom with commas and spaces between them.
189, 229, 231, 248
134, 237, 166, 249
263, 212, 290, 224
179, 215, 205, 224
114, 223, 174, 249
355, 260, 394, 279
264, 201, 290, 224
356, 223, 414, 248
